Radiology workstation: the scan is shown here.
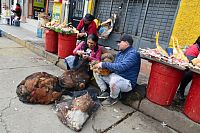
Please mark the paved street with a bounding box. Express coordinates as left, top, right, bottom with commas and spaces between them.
0, 36, 178, 133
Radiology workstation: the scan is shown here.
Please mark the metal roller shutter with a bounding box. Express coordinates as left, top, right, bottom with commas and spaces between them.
72, 0, 85, 18
122, 0, 146, 36
140, 0, 179, 42
95, 0, 179, 49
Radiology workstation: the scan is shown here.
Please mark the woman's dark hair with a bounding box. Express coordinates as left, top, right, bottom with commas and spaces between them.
84, 14, 95, 21
83, 34, 99, 52
16, 3, 20, 7
195, 36, 200, 45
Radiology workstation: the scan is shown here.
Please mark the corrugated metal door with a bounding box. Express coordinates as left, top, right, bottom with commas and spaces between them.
95, 0, 180, 49
69, 0, 85, 27
138, 0, 179, 48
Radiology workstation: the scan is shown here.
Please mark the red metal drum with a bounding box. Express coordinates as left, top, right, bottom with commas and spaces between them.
44, 29, 58, 53
146, 62, 183, 105
184, 73, 200, 124
58, 33, 77, 58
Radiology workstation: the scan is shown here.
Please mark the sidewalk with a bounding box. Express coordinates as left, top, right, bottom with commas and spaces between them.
0, 34, 176, 133
1, 22, 200, 133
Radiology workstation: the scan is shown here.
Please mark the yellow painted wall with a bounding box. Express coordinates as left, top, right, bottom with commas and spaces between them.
169, 0, 200, 47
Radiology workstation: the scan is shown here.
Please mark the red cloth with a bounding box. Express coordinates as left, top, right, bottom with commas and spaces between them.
185, 43, 200, 57
73, 41, 102, 61
15, 6, 21, 12
12, 5, 21, 18
77, 19, 97, 36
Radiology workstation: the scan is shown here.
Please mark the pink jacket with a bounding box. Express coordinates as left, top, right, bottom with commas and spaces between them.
185, 43, 200, 57
73, 41, 102, 61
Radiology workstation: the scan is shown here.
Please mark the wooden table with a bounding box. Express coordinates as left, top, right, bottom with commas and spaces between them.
140, 54, 186, 71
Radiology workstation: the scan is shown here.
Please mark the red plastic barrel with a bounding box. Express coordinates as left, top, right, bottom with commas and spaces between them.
58, 33, 77, 58
44, 29, 58, 53
146, 62, 183, 105
184, 74, 200, 124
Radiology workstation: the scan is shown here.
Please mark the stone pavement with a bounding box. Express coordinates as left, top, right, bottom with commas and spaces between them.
0, 21, 200, 133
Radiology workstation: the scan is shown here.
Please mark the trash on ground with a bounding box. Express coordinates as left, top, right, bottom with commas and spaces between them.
161, 121, 167, 127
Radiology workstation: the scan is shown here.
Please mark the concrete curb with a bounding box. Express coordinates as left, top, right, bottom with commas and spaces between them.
2, 31, 200, 133
130, 98, 200, 133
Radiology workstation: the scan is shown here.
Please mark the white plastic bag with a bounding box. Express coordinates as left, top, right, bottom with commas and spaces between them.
56, 93, 99, 131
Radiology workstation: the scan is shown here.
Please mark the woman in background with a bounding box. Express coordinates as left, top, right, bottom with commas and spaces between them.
11, 3, 21, 20
176, 36, 200, 101
76, 14, 97, 40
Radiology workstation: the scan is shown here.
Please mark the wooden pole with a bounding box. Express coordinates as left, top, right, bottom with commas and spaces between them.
46, 0, 49, 13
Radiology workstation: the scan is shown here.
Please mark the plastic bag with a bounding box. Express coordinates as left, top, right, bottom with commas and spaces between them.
56, 92, 99, 131
98, 14, 117, 39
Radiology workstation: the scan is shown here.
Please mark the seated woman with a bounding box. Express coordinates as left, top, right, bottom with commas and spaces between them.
176, 36, 200, 101
65, 34, 102, 70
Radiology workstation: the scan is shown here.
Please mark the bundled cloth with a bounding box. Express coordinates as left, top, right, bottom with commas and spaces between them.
56, 93, 99, 131
59, 59, 92, 91
16, 59, 93, 104
16, 72, 62, 104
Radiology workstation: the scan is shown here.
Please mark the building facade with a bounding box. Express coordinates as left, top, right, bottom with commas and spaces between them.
1, 0, 199, 49
169, 0, 200, 47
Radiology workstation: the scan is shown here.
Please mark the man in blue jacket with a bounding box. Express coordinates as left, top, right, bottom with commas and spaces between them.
93, 34, 141, 106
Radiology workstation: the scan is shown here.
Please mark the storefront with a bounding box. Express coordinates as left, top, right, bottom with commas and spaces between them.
68, 0, 85, 27
51, 0, 62, 23
94, 0, 180, 49
32, 0, 46, 19
18, 0, 47, 19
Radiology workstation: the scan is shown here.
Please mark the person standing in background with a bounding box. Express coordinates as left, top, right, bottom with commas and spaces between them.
76, 14, 97, 40
11, 3, 21, 20
176, 36, 200, 101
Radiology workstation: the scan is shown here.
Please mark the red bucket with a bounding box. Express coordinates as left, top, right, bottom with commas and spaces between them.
44, 29, 58, 53
146, 62, 183, 105
184, 74, 200, 123
58, 33, 77, 58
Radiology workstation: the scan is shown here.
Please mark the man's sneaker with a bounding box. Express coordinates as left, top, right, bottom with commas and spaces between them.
177, 94, 185, 101
97, 92, 109, 99
102, 97, 118, 106
175, 91, 185, 101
